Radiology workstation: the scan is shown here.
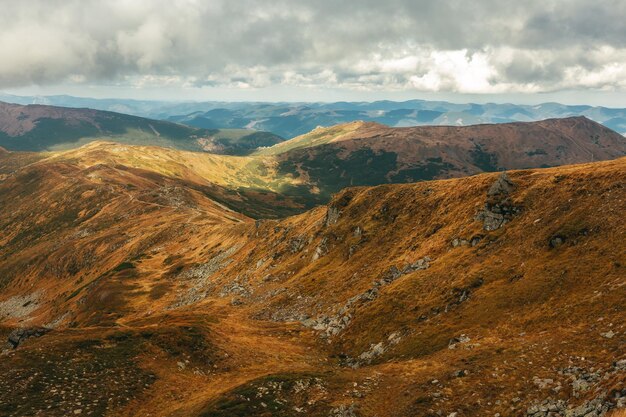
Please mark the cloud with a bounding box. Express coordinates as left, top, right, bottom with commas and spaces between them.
0, 0, 625, 94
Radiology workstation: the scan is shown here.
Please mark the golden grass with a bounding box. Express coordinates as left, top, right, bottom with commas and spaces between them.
252, 121, 368, 155
1, 147, 624, 416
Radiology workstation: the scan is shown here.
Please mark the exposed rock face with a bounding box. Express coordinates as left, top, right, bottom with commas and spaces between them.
289, 235, 309, 253
312, 237, 330, 261
325, 207, 341, 226
0, 291, 42, 320
354, 332, 402, 366
476, 172, 522, 230
7, 327, 51, 349
171, 245, 241, 308
401, 257, 431, 274
325, 191, 355, 227
488, 172, 516, 196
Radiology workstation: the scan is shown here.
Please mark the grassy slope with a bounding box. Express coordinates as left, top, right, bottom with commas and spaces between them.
253, 121, 369, 155
0, 156, 624, 416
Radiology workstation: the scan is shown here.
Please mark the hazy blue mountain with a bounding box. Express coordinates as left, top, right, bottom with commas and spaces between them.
2, 93, 626, 138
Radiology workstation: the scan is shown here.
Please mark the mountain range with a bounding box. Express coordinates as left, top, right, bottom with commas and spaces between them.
2, 106, 623, 217
0, 144, 624, 415
0, 101, 625, 416
3, 93, 626, 138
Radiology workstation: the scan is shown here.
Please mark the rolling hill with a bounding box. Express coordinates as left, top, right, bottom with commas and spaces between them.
0, 115, 624, 416
259, 117, 626, 200
0, 149, 623, 416
1, 116, 622, 218
0, 101, 283, 154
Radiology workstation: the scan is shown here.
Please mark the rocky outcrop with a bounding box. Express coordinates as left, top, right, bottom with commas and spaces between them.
312, 236, 330, 261
476, 172, 521, 230
325, 207, 341, 226
303, 258, 431, 337
289, 235, 309, 253
170, 245, 241, 308
354, 331, 402, 366
488, 172, 516, 196
0, 291, 42, 320
6, 327, 51, 349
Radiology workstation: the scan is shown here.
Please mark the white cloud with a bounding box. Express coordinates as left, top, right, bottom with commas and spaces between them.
0, 0, 625, 97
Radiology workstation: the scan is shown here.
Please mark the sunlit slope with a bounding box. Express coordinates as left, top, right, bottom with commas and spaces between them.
256, 116, 626, 199
0, 157, 623, 416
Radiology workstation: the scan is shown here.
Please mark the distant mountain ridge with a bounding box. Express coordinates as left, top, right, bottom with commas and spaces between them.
2, 116, 622, 218
0, 101, 283, 154
2, 93, 626, 138
171, 101, 626, 138
258, 116, 626, 202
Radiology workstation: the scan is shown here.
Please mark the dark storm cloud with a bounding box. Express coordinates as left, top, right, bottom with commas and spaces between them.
0, 0, 625, 93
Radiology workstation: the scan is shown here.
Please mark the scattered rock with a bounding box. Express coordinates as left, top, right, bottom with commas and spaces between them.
451, 238, 469, 247
375, 266, 403, 286
452, 369, 469, 378
329, 404, 358, 417
402, 257, 431, 273
549, 235, 566, 248
219, 277, 251, 298
0, 291, 43, 320
304, 258, 431, 338
171, 245, 242, 308
600, 330, 615, 339
358, 342, 385, 364
614, 359, 626, 371
450, 278, 483, 306
448, 334, 471, 349
533, 376, 554, 389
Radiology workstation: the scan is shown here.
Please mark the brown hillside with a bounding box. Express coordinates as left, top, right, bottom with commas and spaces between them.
269, 116, 626, 178
0, 102, 106, 136
0, 152, 624, 416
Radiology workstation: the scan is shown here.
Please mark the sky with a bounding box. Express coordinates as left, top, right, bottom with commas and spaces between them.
1, 0, 626, 105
